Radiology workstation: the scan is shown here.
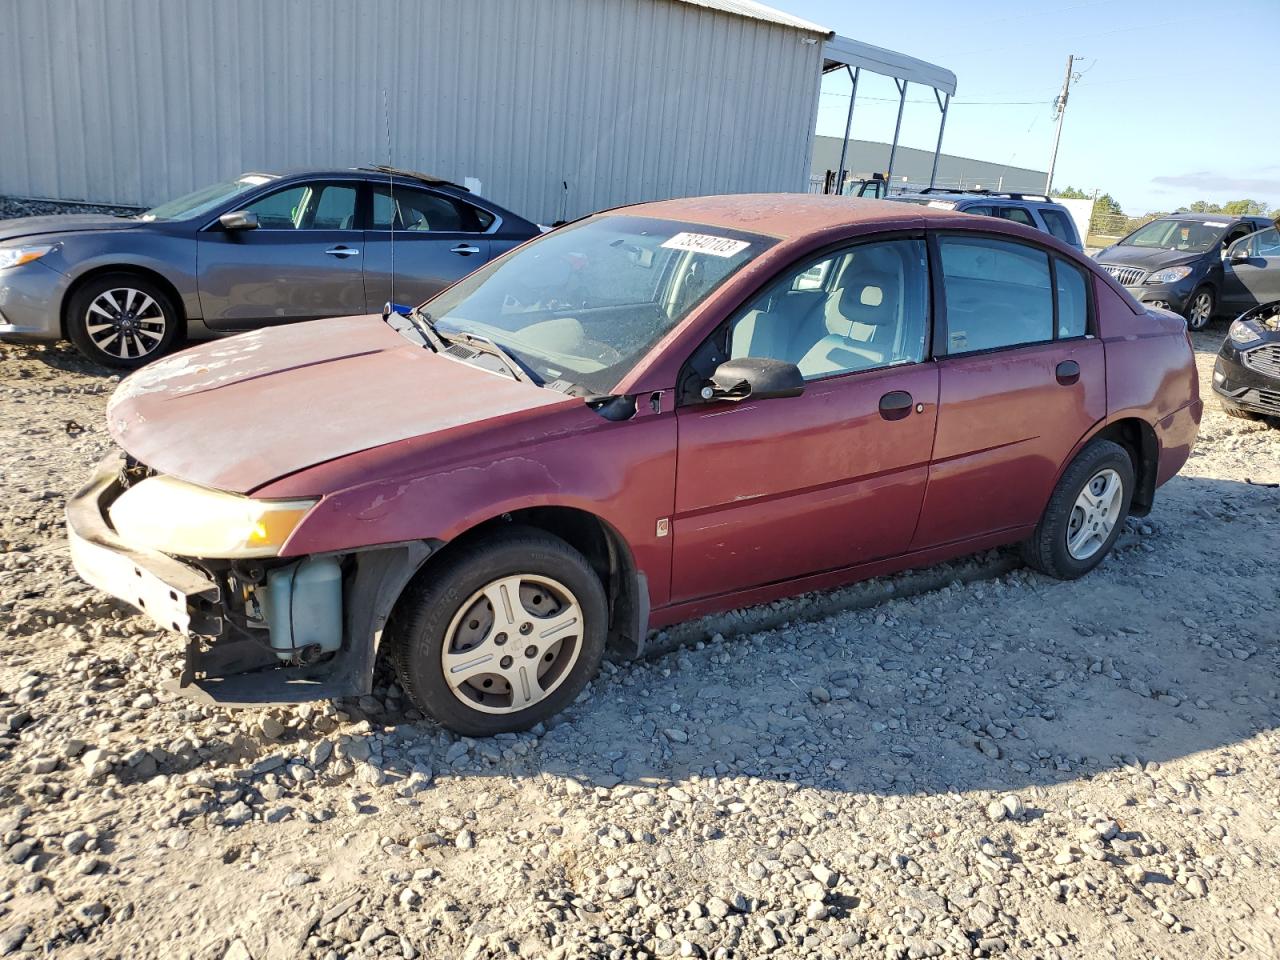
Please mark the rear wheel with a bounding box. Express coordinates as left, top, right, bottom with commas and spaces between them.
1022, 439, 1135, 580
390, 528, 607, 736
1183, 286, 1214, 331
66, 273, 180, 369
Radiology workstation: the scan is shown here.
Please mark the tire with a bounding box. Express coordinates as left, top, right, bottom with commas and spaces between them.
1021, 439, 1135, 580
1222, 404, 1260, 421
1183, 285, 1215, 331
389, 527, 608, 736
66, 273, 181, 369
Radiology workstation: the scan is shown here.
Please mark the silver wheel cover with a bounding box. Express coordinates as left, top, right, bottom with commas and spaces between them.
84, 288, 167, 359
440, 574, 584, 715
1066, 467, 1124, 560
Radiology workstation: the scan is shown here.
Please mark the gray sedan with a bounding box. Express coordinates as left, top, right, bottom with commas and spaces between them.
0, 167, 540, 367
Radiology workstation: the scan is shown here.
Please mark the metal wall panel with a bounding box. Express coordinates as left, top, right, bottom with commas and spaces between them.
0, 0, 824, 222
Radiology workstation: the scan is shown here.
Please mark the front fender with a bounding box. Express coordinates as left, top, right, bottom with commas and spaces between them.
276, 407, 678, 608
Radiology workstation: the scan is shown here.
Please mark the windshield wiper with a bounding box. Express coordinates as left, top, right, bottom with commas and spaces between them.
408, 307, 449, 353
453, 331, 539, 384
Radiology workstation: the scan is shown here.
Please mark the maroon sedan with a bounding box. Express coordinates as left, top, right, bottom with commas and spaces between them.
67, 195, 1202, 735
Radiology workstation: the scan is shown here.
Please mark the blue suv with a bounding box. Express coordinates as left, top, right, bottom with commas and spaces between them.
889, 189, 1083, 250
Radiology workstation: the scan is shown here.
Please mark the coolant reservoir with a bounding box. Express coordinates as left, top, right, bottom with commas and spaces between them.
260, 557, 343, 660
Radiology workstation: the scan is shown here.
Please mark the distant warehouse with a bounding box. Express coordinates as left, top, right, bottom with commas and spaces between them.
0, 0, 955, 223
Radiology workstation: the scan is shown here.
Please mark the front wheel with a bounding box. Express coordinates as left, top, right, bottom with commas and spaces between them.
1022, 439, 1135, 580
1183, 286, 1215, 331
66, 273, 181, 369
390, 528, 607, 736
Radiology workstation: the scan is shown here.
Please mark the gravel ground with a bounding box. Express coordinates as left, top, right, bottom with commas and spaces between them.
1, 313, 1278, 960
0, 197, 144, 220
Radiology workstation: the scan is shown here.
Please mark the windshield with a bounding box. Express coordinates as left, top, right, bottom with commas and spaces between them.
1121, 219, 1227, 253
420, 215, 774, 395
139, 175, 276, 222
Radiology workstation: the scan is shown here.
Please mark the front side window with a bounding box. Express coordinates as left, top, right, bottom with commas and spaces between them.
371, 185, 492, 232
939, 235, 1053, 352
245, 183, 357, 230
1040, 208, 1078, 245
728, 239, 929, 379
421, 215, 773, 395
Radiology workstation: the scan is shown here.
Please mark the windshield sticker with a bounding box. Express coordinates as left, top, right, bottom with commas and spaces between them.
661, 232, 751, 258
1202, 221, 1228, 228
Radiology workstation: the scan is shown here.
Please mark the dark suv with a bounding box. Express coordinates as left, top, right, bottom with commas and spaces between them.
1094, 213, 1273, 329
889, 189, 1083, 250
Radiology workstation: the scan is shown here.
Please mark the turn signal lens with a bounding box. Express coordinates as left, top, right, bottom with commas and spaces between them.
0, 245, 55, 270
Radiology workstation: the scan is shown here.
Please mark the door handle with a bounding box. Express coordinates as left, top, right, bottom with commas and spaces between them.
878, 390, 913, 421
450, 244, 481, 256
324, 246, 360, 258
1055, 360, 1081, 385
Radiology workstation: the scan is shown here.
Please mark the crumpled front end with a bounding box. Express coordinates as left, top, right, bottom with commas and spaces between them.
66, 453, 431, 706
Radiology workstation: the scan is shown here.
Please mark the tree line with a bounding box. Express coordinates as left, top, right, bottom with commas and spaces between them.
1052, 186, 1279, 239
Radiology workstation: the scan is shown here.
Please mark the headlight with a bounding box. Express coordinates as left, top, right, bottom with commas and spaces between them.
1144, 265, 1192, 284
0, 244, 55, 270
109, 475, 317, 558
1228, 319, 1262, 346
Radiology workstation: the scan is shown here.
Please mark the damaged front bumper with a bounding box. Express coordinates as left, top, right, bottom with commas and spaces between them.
66, 454, 434, 706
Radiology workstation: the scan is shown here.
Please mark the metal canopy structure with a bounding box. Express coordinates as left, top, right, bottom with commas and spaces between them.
822, 35, 957, 193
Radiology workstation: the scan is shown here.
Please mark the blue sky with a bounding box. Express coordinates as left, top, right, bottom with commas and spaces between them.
780, 0, 1280, 214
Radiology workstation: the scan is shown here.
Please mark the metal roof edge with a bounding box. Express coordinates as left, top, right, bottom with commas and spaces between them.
671, 0, 831, 35
823, 35, 957, 95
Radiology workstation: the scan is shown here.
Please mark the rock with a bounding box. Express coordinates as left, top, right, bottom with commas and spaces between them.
259, 716, 285, 740
811, 863, 838, 888
0, 925, 31, 956
1000, 795, 1025, 819
284, 871, 314, 887
62, 830, 89, 854
445, 742, 469, 764
805, 901, 828, 921
809, 686, 831, 703
222, 940, 253, 960
667, 787, 692, 804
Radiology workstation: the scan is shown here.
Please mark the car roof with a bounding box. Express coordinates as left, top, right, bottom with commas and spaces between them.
247, 166, 471, 193
1155, 212, 1267, 224
604, 194, 1038, 242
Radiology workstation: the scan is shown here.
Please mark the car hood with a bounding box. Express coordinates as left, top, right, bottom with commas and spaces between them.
1096, 245, 1203, 270
106, 315, 575, 494
0, 214, 145, 243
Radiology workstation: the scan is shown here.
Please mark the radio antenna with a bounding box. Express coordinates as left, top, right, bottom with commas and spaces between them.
383, 88, 395, 304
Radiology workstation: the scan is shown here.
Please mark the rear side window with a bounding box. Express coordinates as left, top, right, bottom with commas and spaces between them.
371, 185, 492, 232
1040, 208, 1078, 245
938, 236, 1053, 353
998, 206, 1036, 227
1054, 258, 1089, 338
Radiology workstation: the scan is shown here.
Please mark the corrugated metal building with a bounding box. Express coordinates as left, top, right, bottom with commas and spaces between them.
810, 135, 1048, 194
0, 0, 839, 222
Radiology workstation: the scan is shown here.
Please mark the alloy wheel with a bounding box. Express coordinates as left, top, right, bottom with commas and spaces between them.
440, 574, 584, 714
1187, 291, 1213, 330
84, 288, 168, 360
1066, 468, 1124, 560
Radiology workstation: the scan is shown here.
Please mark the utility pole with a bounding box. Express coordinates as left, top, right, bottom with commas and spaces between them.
1045, 54, 1078, 195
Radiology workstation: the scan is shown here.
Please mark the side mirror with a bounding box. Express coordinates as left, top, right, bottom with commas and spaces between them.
1229, 246, 1251, 264
219, 210, 259, 231
702, 357, 804, 402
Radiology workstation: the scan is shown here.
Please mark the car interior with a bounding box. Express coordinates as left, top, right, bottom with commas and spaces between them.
729, 241, 928, 377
